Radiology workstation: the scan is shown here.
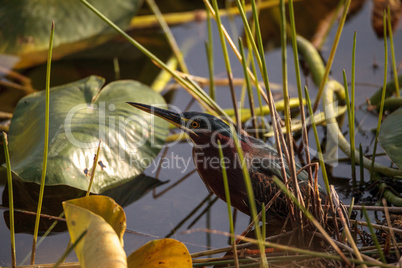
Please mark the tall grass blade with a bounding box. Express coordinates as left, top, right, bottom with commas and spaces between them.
2, 132, 16, 267
53, 230, 87, 268
342, 70, 356, 187
86, 140, 101, 196
370, 11, 388, 181
80, 0, 226, 117
217, 140, 239, 268
205, 8, 216, 101
387, 6, 400, 97
211, 0, 240, 127
31, 21, 54, 265
279, 0, 302, 225
313, 0, 351, 112
362, 206, 386, 263
238, 39, 258, 137
288, 0, 316, 199
146, 0, 189, 73
230, 124, 267, 267
350, 32, 357, 186
359, 143, 364, 185
249, 1, 291, 224
304, 86, 332, 205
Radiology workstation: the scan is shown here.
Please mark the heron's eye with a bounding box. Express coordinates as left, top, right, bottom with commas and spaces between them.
190, 121, 200, 128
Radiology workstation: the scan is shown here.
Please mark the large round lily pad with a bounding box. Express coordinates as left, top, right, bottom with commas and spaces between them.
7, 75, 168, 193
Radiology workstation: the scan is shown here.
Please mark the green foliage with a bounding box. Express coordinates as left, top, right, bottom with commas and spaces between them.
5, 76, 168, 193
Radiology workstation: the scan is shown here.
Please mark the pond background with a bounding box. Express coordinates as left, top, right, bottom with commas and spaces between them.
1, 0, 401, 265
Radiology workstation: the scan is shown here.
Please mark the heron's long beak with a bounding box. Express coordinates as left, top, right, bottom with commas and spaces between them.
127, 102, 188, 130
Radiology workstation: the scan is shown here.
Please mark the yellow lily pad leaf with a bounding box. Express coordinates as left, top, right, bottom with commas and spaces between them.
127, 238, 192, 268
64, 195, 126, 244
63, 196, 127, 268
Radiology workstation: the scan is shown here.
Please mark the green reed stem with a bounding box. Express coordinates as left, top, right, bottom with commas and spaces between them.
217, 140, 234, 242
205, 8, 216, 101
217, 140, 238, 267
370, 11, 388, 181
362, 205, 386, 263
313, 0, 351, 112
261, 202, 266, 239
31, 21, 54, 265
113, 57, 120, 81
2, 132, 16, 268
249, 0, 289, 205
342, 69, 356, 187
230, 124, 267, 267
151, 57, 178, 93
53, 229, 87, 268
288, 0, 315, 194
387, 6, 399, 97
238, 39, 258, 137
20, 211, 65, 265
304, 86, 333, 205
288, 0, 304, 108
80, 0, 227, 118
211, 0, 240, 127
279, 0, 299, 211
359, 143, 364, 185
86, 140, 101, 196
247, 40, 265, 138
146, 0, 188, 73
350, 32, 357, 187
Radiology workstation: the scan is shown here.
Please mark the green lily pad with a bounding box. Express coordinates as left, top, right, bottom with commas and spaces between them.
0, 0, 143, 68
6, 75, 168, 193
379, 107, 402, 171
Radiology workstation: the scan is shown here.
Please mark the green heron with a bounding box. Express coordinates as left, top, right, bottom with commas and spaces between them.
128, 102, 325, 218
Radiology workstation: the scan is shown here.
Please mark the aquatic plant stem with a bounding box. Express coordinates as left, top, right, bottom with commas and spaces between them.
350, 32, 357, 186
238, 40, 258, 137
249, 0, 292, 227
297, 33, 402, 178
230, 124, 267, 267
343, 71, 355, 186
80, 0, 227, 118
211, 0, 240, 128
146, 0, 189, 73
387, 7, 399, 97
2, 132, 16, 268
86, 140, 101, 196
312, 0, 351, 112
279, 0, 302, 223
31, 21, 54, 265
370, 11, 388, 181
205, 8, 215, 101
304, 86, 333, 208
217, 140, 239, 268
53, 230, 87, 268
362, 206, 386, 263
